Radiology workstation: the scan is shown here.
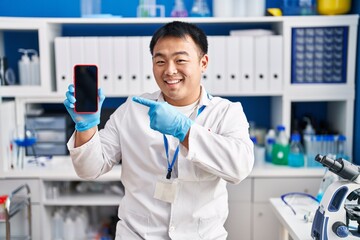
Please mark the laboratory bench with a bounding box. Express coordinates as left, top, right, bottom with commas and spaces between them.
0, 157, 325, 240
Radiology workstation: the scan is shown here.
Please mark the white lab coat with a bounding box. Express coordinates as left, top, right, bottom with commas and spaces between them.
67, 87, 254, 240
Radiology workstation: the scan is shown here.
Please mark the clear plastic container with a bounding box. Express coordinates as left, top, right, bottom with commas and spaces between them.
288, 133, 305, 167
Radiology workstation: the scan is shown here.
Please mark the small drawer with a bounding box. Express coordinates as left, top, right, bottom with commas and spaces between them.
26, 116, 66, 130
27, 143, 68, 156
36, 130, 66, 142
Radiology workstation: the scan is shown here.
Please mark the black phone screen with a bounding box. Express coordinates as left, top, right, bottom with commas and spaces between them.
74, 65, 98, 113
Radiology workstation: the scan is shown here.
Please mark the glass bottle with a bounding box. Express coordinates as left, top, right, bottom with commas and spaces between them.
272, 125, 290, 165
190, 0, 211, 17
171, 0, 188, 17
288, 133, 305, 167
265, 129, 275, 163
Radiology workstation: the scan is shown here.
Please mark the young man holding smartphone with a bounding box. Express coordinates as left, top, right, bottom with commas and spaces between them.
64, 21, 254, 239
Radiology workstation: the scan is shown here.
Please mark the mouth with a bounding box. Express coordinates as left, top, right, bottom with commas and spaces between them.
164, 79, 182, 85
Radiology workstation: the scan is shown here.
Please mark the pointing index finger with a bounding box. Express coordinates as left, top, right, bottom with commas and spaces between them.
132, 96, 157, 107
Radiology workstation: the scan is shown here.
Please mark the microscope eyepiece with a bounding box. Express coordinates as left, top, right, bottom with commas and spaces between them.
315, 154, 360, 182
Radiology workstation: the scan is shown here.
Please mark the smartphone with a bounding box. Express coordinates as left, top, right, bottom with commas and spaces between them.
74, 64, 98, 113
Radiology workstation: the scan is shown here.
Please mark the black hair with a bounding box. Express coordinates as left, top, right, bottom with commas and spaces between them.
149, 21, 208, 57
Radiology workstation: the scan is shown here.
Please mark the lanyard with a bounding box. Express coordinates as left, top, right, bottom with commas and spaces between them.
163, 104, 207, 179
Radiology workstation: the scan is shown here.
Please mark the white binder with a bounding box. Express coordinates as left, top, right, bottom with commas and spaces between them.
127, 37, 142, 95
207, 36, 226, 95
98, 37, 114, 94
69, 37, 84, 69
113, 37, 128, 96
254, 36, 269, 92
239, 36, 255, 92
226, 36, 241, 94
141, 36, 158, 93
54, 37, 71, 93
269, 35, 283, 93
83, 37, 99, 65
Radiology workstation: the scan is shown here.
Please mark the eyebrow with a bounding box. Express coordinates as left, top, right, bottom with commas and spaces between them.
153, 51, 190, 58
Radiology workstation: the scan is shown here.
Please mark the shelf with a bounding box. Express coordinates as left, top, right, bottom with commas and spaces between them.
285, 84, 355, 101
1, 156, 122, 180
43, 194, 121, 206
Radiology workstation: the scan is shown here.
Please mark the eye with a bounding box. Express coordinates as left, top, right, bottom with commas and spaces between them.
176, 59, 187, 64
155, 60, 165, 65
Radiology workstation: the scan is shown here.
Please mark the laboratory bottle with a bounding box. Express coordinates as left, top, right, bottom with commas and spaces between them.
265, 129, 276, 163
303, 117, 315, 136
190, 0, 211, 17
63, 216, 75, 240
52, 210, 64, 240
336, 135, 350, 161
272, 125, 290, 165
307, 135, 322, 167
171, 0, 188, 17
251, 136, 265, 167
288, 133, 305, 167
18, 49, 31, 85
29, 50, 40, 85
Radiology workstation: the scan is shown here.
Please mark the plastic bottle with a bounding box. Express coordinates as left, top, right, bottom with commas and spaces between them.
29, 50, 40, 85
288, 133, 305, 167
63, 216, 75, 240
52, 210, 64, 240
303, 117, 315, 136
272, 125, 290, 165
251, 136, 265, 167
265, 129, 276, 163
171, 0, 188, 17
307, 135, 322, 167
18, 49, 31, 85
336, 135, 350, 161
190, 0, 211, 17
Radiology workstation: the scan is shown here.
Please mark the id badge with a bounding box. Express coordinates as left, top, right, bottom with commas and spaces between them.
154, 177, 178, 203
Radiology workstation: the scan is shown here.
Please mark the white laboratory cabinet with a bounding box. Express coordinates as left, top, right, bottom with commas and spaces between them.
0, 15, 357, 239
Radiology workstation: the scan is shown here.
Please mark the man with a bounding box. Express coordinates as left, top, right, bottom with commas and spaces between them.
64, 21, 254, 239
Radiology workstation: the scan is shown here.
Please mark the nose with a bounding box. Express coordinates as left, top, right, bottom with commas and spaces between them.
164, 62, 178, 75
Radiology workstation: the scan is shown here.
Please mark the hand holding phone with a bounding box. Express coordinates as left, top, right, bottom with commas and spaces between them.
63, 65, 105, 132
74, 64, 98, 113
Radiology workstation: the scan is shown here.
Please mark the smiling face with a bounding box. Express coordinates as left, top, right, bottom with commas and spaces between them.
152, 35, 208, 106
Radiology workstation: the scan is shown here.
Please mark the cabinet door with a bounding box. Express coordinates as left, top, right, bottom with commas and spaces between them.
252, 203, 281, 240
225, 202, 251, 240
225, 179, 252, 240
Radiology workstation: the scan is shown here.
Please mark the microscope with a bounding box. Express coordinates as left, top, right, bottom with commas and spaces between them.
311, 154, 360, 239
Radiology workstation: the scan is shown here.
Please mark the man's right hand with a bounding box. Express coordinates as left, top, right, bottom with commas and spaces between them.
63, 84, 105, 132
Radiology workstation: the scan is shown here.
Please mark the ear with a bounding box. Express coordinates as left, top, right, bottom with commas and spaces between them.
200, 54, 209, 72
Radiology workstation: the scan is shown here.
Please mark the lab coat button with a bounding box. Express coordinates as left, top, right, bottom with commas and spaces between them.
169, 226, 175, 232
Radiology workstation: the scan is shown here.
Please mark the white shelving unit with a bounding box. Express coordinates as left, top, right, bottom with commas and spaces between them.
0, 15, 358, 240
